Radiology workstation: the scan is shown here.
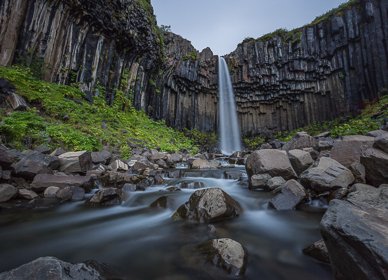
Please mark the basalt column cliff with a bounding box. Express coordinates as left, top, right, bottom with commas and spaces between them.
0, 0, 162, 103
147, 0, 388, 136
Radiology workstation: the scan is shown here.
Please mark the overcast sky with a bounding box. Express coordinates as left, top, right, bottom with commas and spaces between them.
151, 0, 347, 55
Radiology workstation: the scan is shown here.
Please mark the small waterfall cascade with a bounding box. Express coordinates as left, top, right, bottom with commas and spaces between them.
218, 56, 242, 155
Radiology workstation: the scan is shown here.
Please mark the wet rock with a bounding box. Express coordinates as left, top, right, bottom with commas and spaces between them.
173, 188, 241, 223
166, 186, 181, 192
0, 183, 17, 202
56, 187, 73, 202
282, 132, 317, 151
246, 149, 297, 183
122, 183, 137, 192
330, 135, 374, 167
198, 238, 247, 276
43, 186, 60, 198
18, 189, 38, 200
31, 174, 93, 192
250, 173, 271, 190
321, 185, 388, 280
12, 151, 59, 180
191, 159, 220, 169
109, 159, 128, 172
268, 180, 306, 210
91, 150, 112, 165
300, 157, 354, 193
349, 162, 366, 184
0, 256, 101, 280
360, 147, 388, 186
374, 133, 388, 153
302, 240, 330, 264
267, 176, 286, 191
71, 186, 85, 201
88, 188, 123, 206
99, 171, 133, 188
58, 151, 92, 173
288, 149, 313, 175
150, 196, 168, 208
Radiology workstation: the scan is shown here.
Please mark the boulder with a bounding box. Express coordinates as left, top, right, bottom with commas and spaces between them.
150, 196, 168, 208
6, 92, 28, 111
316, 138, 334, 151
198, 238, 247, 276
0, 183, 17, 202
330, 135, 374, 167
173, 188, 241, 223
321, 185, 388, 280
361, 148, 388, 186
250, 173, 271, 190
56, 187, 73, 202
58, 151, 92, 173
71, 186, 85, 201
43, 186, 60, 198
109, 159, 128, 172
12, 152, 59, 180
367, 130, 388, 138
88, 188, 123, 206
300, 157, 354, 193
267, 176, 286, 191
282, 132, 317, 151
0, 146, 21, 169
18, 189, 39, 200
191, 159, 220, 169
288, 149, 314, 175
246, 149, 297, 183
302, 240, 330, 264
148, 150, 168, 162
91, 150, 112, 164
268, 180, 306, 210
374, 133, 388, 154
0, 256, 101, 280
31, 174, 93, 192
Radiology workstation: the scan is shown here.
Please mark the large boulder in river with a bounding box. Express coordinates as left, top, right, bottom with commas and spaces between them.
321, 184, 388, 280
302, 240, 330, 264
330, 135, 374, 167
88, 188, 123, 206
360, 148, 388, 186
173, 188, 241, 223
0, 183, 17, 202
12, 151, 59, 180
198, 238, 247, 276
300, 157, 354, 193
268, 180, 306, 210
0, 256, 101, 280
58, 151, 92, 173
246, 150, 297, 186
31, 174, 93, 192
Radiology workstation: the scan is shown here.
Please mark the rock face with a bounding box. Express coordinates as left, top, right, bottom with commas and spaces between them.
321, 184, 388, 280
174, 188, 242, 223
0, 0, 162, 104
145, 0, 388, 137
361, 148, 388, 186
246, 150, 297, 184
0, 256, 101, 280
300, 157, 354, 193
199, 238, 247, 276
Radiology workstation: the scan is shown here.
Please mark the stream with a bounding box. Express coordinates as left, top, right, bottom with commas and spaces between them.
0, 165, 332, 279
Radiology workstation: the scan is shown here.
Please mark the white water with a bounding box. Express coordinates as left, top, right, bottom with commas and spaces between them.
218, 57, 242, 155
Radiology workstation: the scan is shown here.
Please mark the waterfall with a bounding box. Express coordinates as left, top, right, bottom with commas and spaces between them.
218, 57, 242, 155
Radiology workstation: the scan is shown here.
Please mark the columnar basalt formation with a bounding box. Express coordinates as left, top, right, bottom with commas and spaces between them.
0, 0, 162, 103
148, 0, 388, 136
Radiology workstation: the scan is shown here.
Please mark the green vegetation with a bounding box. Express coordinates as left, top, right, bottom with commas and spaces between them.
243, 136, 265, 150
275, 93, 388, 141
0, 66, 199, 158
183, 129, 218, 152
309, 0, 360, 26
257, 28, 303, 45
182, 51, 198, 61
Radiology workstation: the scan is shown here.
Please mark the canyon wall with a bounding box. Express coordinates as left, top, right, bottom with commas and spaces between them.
0, 0, 162, 103
147, 0, 388, 136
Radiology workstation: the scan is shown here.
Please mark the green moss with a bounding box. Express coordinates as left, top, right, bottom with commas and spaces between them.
183, 129, 217, 152
243, 136, 265, 150
182, 51, 198, 61
0, 66, 199, 157
309, 0, 360, 26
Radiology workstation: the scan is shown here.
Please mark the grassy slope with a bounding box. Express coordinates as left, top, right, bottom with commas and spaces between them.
0, 66, 198, 158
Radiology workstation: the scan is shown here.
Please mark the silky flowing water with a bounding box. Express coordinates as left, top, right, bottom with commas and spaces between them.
218, 57, 242, 155
0, 166, 332, 279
